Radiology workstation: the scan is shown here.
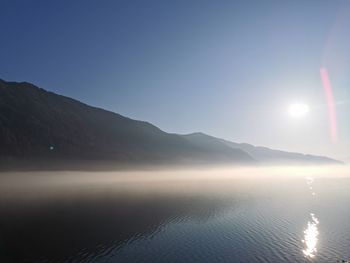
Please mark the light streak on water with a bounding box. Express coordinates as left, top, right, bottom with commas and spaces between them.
306, 177, 317, 197
302, 213, 319, 258
302, 176, 319, 258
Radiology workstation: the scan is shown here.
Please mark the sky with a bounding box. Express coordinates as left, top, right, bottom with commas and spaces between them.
1, 0, 350, 160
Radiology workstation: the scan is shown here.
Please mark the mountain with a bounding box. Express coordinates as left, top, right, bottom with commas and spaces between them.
0, 79, 255, 170
183, 133, 340, 165
0, 79, 340, 170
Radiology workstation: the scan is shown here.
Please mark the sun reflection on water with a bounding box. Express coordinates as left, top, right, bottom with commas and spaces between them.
302, 213, 319, 258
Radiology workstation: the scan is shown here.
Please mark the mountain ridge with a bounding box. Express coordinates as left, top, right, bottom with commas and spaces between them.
0, 79, 341, 170
182, 132, 340, 165
0, 79, 256, 170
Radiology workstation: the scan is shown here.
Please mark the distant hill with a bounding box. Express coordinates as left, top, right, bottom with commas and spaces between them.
0, 79, 255, 170
0, 79, 340, 170
183, 133, 340, 165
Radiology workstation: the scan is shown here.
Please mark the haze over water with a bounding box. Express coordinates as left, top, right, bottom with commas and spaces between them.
1, 166, 350, 263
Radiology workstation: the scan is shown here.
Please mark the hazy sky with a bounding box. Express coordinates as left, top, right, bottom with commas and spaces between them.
1, 0, 350, 160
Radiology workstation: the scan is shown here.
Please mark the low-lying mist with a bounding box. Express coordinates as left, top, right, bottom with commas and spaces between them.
1, 165, 349, 198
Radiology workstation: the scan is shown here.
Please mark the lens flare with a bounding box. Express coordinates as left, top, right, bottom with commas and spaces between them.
320, 68, 338, 143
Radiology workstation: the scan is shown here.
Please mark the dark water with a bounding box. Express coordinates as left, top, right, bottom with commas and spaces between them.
0, 172, 350, 263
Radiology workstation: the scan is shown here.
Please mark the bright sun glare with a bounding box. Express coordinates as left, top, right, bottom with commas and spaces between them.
289, 103, 309, 118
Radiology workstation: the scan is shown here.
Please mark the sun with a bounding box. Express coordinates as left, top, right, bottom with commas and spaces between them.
288, 102, 309, 118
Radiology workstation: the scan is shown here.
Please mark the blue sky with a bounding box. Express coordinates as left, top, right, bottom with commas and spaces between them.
1, 0, 349, 159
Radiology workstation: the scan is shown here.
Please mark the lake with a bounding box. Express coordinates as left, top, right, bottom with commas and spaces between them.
0, 167, 349, 263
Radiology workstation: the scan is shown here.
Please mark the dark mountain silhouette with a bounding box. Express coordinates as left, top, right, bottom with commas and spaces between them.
0, 79, 255, 170
183, 133, 340, 165
0, 79, 340, 170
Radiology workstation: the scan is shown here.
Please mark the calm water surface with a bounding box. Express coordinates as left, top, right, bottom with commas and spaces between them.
0, 171, 350, 263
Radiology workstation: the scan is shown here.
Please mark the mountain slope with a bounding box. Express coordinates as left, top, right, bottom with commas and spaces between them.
183, 133, 340, 165
0, 79, 255, 169
182, 133, 254, 163
0, 79, 340, 170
